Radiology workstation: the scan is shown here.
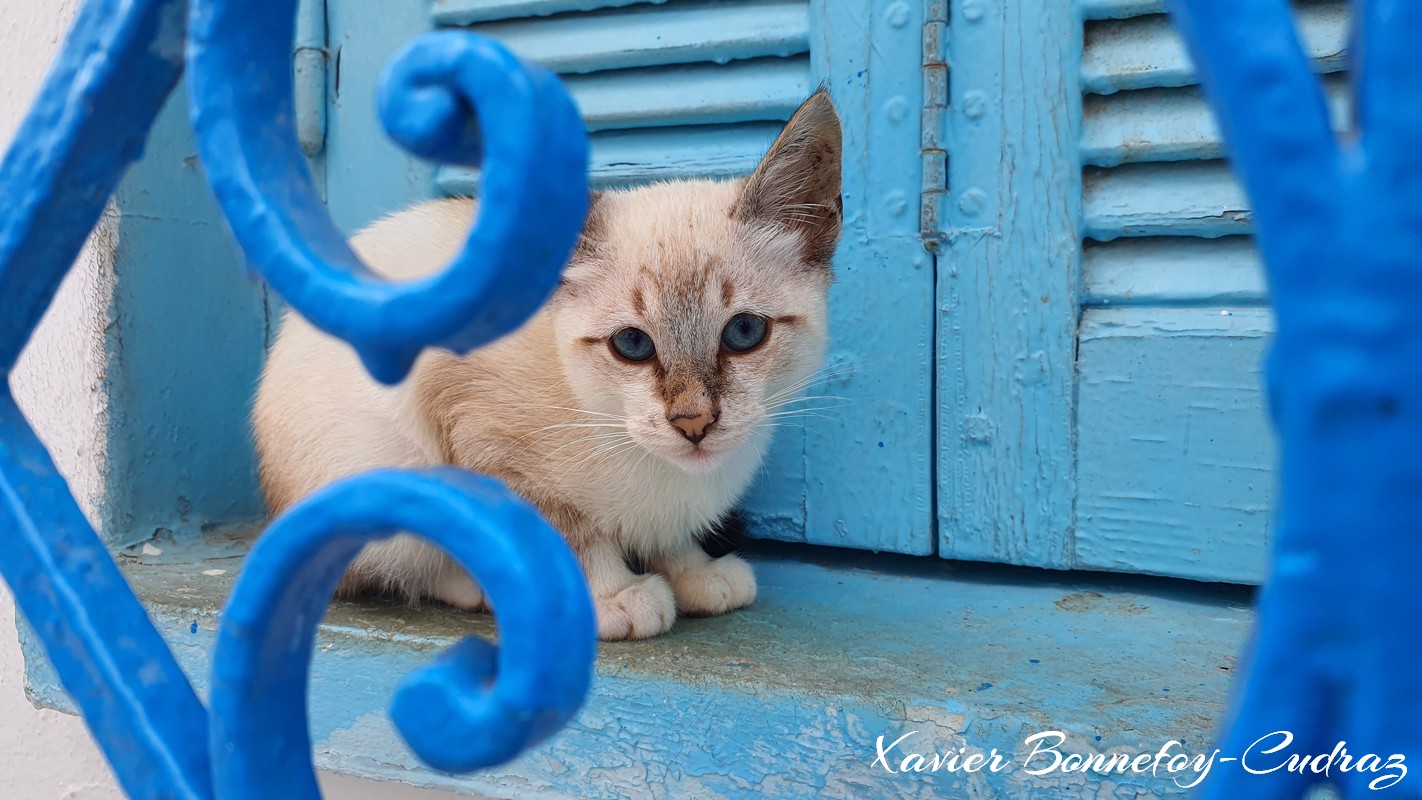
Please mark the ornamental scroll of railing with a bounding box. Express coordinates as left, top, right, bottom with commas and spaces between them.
0, 1, 596, 798
1168, 1, 1422, 798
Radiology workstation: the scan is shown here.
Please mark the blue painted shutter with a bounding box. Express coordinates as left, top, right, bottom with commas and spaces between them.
325, 0, 936, 554
939, 0, 1349, 581
1075, 0, 1349, 583
431, 0, 812, 192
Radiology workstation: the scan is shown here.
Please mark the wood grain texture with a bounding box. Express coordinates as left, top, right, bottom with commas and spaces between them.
936, 0, 1080, 567
563, 56, 810, 131
466, 0, 809, 75
1081, 2, 1347, 95
31, 538, 1255, 798
437, 122, 784, 193
1068, 0, 1347, 585
431, 0, 664, 25
1082, 236, 1266, 307
1082, 74, 1350, 168
766, 0, 934, 554
1075, 307, 1275, 584
1083, 159, 1250, 240
1079, 0, 1164, 20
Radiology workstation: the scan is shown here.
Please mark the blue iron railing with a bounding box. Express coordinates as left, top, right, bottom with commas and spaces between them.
1170, 0, 1421, 797
0, 1, 596, 798
5, 0, 1421, 797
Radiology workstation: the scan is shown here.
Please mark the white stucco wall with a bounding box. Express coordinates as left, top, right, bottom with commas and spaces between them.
2, 1, 127, 796
0, 4, 462, 797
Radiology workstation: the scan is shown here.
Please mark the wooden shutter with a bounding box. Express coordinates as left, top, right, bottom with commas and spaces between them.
938, 0, 1349, 581
1075, 0, 1349, 583
325, 0, 936, 555
431, 0, 812, 192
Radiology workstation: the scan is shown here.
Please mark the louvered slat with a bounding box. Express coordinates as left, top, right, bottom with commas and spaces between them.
470, 0, 809, 74
438, 121, 782, 193
1083, 161, 1251, 240
1075, 0, 1347, 313
1082, 236, 1266, 307
432, 0, 665, 25
1079, 0, 1163, 20
434, 0, 808, 196
1082, 75, 1350, 167
567, 57, 809, 131
1081, 2, 1348, 95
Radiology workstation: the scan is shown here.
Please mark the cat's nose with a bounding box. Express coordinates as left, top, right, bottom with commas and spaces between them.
668, 411, 717, 444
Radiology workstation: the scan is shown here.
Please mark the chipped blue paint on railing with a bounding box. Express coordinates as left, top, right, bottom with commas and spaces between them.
0, 0, 596, 797
1168, 0, 1422, 796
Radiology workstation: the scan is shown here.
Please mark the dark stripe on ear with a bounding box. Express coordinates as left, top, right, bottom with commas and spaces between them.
572, 190, 608, 262
730, 89, 844, 270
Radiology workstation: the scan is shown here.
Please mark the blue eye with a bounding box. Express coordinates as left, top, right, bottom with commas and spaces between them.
611, 327, 656, 362
721, 313, 769, 353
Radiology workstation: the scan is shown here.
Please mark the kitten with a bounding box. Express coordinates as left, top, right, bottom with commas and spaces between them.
253, 90, 842, 640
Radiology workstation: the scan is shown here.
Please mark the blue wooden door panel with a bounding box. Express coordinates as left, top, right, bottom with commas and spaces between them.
326, 0, 935, 554
798, 0, 933, 554
937, 0, 1347, 580
1075, 308, 1274, 583
935, 0, 1081, 567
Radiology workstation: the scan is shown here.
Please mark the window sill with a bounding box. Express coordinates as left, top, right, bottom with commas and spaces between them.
22, 531, 1253, 798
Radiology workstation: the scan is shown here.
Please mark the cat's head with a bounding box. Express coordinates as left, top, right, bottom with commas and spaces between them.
551, 90, 842, 474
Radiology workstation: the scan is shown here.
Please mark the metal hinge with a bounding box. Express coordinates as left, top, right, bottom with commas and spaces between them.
920, 0, 949, 253
293, 0, 328, 157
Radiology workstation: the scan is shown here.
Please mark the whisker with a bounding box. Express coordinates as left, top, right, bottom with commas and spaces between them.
765, 363, 862, 402
521, 404, 627, 421
513, 422, 627, 447
538, 431, 630, 460
764, 394, 853, 411
765, 405, 849, 418
547, 437, 642, 477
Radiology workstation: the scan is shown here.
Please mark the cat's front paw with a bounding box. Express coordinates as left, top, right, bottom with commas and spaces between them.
665, 553, 757, 617
596, 573, 676, 640
431, 572, 487, 612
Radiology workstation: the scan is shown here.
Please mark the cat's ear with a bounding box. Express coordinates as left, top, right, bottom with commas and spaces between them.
572, 190, 607, 260
560, 190, 608, 293
732, 88, 843, 268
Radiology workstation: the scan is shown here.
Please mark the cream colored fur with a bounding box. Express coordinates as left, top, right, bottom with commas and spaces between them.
253, 91, 842, 640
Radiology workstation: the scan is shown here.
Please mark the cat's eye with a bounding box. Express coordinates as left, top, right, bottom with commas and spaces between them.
610, 327, 656, 362
721, 313, 769, 353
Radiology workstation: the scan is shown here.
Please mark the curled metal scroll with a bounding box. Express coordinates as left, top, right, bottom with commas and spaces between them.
187, 0, 590, 384
0, 0, 597, 797
1169, 0, 1422, 797
209, 470, 595, 797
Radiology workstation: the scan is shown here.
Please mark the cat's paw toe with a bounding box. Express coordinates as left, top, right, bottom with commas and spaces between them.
667, 553, 757, 616
596, 574, 676, 640
432, 573, 487, 612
